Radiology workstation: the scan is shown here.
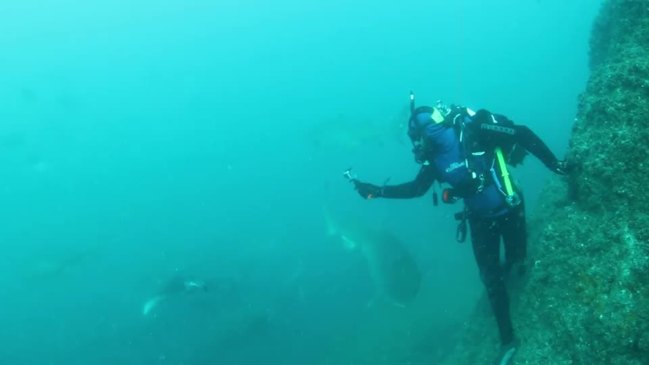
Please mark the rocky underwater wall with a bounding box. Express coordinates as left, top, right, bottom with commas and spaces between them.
442, 1, 649, 364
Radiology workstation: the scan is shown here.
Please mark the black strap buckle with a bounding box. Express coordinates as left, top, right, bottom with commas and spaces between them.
454, 209, 468, 243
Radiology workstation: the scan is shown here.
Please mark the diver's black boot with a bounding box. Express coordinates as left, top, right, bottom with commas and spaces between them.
493, 338, 519, 365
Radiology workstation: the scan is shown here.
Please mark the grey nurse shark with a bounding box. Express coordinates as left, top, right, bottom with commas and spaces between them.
325, 209, 422, 307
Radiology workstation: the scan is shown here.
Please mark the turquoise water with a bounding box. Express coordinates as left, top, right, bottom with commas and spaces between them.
0, 1, 601, 364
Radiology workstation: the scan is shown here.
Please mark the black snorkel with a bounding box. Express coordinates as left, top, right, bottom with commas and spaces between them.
408, 91, 419, 146
408, 91, 422, 164
409, 90, 416, 115
408, 91, 434, 164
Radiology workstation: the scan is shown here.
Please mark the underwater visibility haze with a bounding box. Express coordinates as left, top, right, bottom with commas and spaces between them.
0, 0, 615, 364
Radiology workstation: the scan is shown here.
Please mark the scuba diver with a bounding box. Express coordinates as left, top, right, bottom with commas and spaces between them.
348, 92, 569, 365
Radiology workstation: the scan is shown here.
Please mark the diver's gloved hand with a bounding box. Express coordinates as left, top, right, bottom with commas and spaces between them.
548, 159, 571, 175
353, 180, 383, 199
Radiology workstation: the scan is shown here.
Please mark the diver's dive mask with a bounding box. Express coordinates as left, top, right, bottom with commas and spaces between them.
411, 140, 428, 164
408, 107, 436, 164
408, 93, 452, 164
408, 106, 435, 142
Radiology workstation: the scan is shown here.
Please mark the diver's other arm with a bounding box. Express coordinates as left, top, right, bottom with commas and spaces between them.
510, 125, 569, 175
352, 166, 435, 199
474, 110, 569, 175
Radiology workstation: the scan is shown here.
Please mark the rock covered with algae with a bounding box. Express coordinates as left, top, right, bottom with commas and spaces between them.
441, 1, 649, 364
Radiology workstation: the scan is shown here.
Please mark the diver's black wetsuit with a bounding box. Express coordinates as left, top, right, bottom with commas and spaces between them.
359, 108, 563, 346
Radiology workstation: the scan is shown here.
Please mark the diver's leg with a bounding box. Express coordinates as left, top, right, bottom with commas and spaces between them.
502, 201, 527, 276
470, 216, 514, 346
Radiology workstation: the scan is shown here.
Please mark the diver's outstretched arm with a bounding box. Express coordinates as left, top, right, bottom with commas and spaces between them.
353, 165, 436, 199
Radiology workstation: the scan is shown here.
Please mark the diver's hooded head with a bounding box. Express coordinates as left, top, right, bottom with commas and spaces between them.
407, 104, 450, 143
408, 101, 456, 164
